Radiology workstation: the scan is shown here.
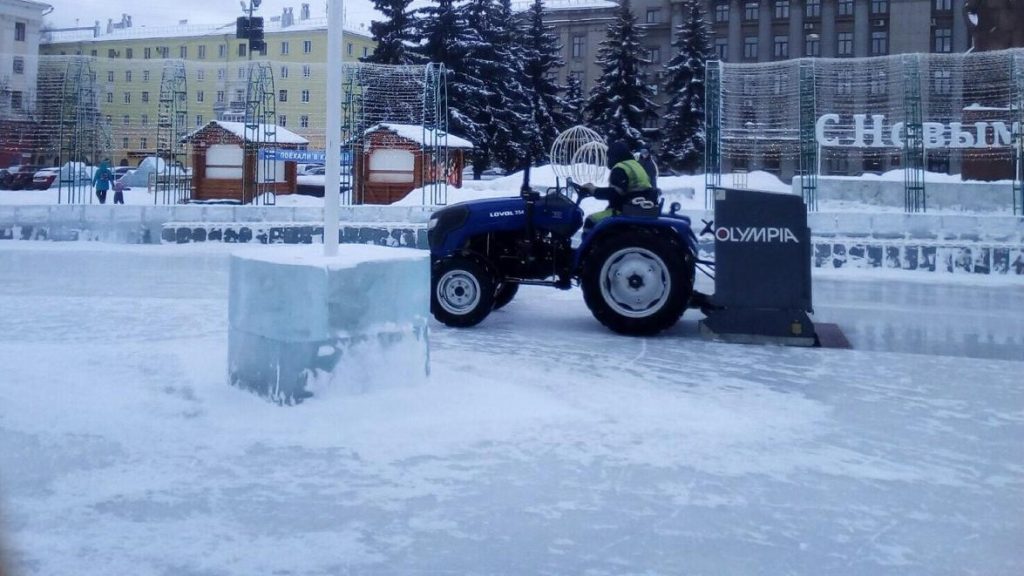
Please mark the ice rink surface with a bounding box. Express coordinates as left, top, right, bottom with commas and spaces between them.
0, 242, 1021, 575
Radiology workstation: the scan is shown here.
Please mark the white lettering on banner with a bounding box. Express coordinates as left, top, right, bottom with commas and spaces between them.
950, 122, 975, 148
815, 114, 841, 146
814, 114, 1021, 149
715, 226, 800, 244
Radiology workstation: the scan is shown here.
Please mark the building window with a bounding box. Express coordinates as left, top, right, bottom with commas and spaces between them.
363, 46, 368, 57
124, 92, 131, 104
715, 38, 728, 61
569, 70, 584, 84
217, 91, 225, 103
198, 45, 206, 59
934, 28, 952, 52
10, 91, 22, 110
195, 69, 203, 80
179, 46, 187, 58
774, 0, 790, 19
123, 137, 129, 150
159, 46, 170, 58
235, 89, 244, 102
91, 49, 97, 57
744, 2, 759, 20
196, 115, 203, 127
126, 48, 133, 59
14, 22, 26, 41
838, 0, 853, 16
347, 43, 353, 55
836, 70, 853, 96
932, 69, 952, 94
13, 56, 24, 74
869, 71, 888, 96
934, 0, 952, 10
141, 137, 147, 149
238, 43, 246, 57
196, 91, 204, 103
301, 89, 310, 102
837, 32, 854, 56
142, 91, 149, 103
871, 31, 888, 55
218, 44, 227, 58
303, 40, 312, 53
646, 9, 661, 23
572, 35, 585, 59
743, 36, 758, 60
107, 92, 113, 103
279, 115, 287, 127
141, 114, 148, 126
217, 68, 225, 80
773, 36, 789, 59
123, 115, 130, 126
871, 0, 888, 14
279, 89, 288, 102
238, 66, 245, 79
281, 66, 289, 78
715, 3, 729, 22
107, 71, 115, 82
300, 115, 309, 128
303, 64, 311, 78
649, 47, 661, 64
805, 0, 821, 18
144, 47, 152, 59
281, 41, 289, 55
108, 49, 118, 58
125, 70, 132, 82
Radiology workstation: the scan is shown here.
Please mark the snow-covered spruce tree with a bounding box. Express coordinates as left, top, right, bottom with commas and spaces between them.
520, 0, 571, 166
364, 0, 416, 65
483, 0, 535, 174
409, 0, 488, 153
583, 0, 659, 150
562, 74, 585, 127
457, 0, 531, 177
659, 0, 711, 173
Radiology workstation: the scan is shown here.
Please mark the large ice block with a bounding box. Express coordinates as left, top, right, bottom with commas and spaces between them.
228, 245, 430, 404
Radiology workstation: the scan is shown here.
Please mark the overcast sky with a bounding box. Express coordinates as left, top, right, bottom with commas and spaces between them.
44, 0, 381, 31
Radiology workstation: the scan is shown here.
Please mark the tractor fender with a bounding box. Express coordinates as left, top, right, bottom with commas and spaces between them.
574, 218, 697, 272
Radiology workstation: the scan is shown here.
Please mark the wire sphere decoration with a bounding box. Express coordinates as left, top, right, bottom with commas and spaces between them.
550, 125, 607, 184
570, 140, 609, 186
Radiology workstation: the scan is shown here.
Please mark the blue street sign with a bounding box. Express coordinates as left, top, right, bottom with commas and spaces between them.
258, 148, 351, 165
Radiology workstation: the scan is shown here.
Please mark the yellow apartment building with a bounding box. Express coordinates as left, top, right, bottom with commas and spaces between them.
39, 7, 375, 166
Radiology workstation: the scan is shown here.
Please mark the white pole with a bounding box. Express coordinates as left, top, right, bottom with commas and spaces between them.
324, 0, 343, 256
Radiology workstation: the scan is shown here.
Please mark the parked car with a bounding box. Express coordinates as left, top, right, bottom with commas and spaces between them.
6, 165, 40, 190
0, 167, 13, 189
32, 167, 60, 190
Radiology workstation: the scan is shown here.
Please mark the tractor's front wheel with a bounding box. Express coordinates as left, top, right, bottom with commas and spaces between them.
432, 256, 496, 328
581, 230, 694, 336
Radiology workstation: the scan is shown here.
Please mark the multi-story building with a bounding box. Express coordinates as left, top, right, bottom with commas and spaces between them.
551, 0, 971, 98
38, 3, 375, 165
546, 0, 989, 177
0, 0, 51, 165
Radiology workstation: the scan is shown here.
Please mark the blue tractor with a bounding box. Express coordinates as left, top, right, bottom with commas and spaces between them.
427, 173, 699, 336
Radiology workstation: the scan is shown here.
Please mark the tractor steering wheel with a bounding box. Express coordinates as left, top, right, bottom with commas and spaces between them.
565, 179, 590, 206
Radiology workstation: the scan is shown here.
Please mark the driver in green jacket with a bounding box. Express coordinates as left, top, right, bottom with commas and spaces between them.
581, 140, 656, 231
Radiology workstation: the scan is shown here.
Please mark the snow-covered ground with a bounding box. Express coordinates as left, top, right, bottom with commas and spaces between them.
0, 242, 1021, 575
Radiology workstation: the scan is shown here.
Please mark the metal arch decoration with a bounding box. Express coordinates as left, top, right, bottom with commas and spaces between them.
551, 125, 606, 184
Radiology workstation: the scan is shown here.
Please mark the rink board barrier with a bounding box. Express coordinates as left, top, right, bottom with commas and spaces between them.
0, 204, 1021, 276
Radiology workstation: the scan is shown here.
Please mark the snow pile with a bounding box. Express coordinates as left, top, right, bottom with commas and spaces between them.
228, 245, 430, 404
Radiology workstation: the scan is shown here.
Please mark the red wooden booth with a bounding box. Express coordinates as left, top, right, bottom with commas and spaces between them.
352, 123, 473, 205
182, 120, 310, 203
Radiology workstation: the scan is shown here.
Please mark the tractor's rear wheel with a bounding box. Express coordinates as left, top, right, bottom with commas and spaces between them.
432, 256, 496, 328
581, 229, 694, 336
492, 282, 519, 310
